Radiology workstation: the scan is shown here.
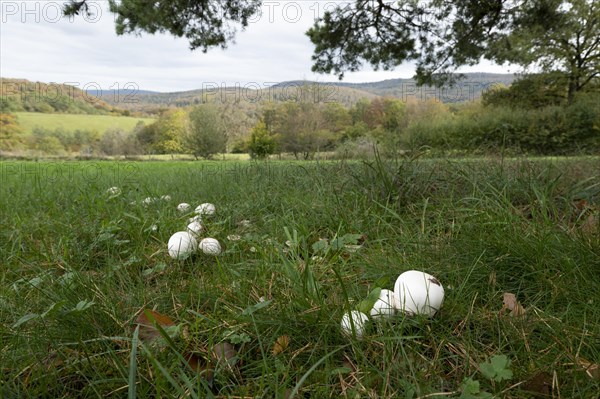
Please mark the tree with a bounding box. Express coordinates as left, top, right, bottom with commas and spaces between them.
0, 113, 25, 151
216, 99, 255, 151
71, 129, 101, 154
490, 0, 599, 101
247, 121, 277, 159
64, 1, 599, 97
321, 102, 352, 137
362, 98, 406, 152
482, 73, 567, 108
63, 0, 261, 52
349, 98, 371, 126
137, 110, 187, 155
185, 104, 227, 159
275, 102, 332, 160
308, 0, 599, 96
100, 128, 143, 156
31, 128, 66, 155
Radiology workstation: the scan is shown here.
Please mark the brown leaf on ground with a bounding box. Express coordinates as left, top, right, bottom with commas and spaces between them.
135, 308, 176, 343
272, 335, 290, 356
580, 213, 599, 235
501, 293, 526, 317
213, 342, 237, 367
573, 199, 589, 212
184, 351, 214, 381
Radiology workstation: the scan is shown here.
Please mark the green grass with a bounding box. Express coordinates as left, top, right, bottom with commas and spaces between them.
15, 112, 155, 134
0, 157, 599, 398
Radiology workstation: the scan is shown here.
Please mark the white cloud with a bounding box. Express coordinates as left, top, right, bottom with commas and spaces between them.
0, 1, 514, 92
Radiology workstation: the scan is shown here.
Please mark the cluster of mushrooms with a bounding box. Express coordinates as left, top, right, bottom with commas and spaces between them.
341, 270, 445, 338
167, 202, 222, 259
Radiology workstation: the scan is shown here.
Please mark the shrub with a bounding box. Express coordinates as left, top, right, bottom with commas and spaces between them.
402, 98, 600, 155
247, 122, 277, 159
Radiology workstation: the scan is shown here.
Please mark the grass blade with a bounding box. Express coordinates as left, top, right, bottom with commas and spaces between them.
128, 325, 140, 399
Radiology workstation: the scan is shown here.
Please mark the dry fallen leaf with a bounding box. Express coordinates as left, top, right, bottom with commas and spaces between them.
272, 335, 290, 356
501, 293, 526, 317
213, 342, 237, 367
135, 308, 176, 343
184, 351, 214, 381
580, 213, 599, 235
573, 199, 590, 212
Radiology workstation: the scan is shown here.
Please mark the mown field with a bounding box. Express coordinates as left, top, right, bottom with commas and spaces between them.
15, 112, 155, 134
0, 158, 599, 398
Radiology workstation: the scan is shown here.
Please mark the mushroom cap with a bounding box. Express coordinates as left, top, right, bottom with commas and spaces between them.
394, 270, 444, 317
177, 203, 191, 212
167, 231, 198, 260
340, 310, 369, 338
199, 237, 221, 255
186, 221, 203, 236
370, 289, 396, 319
195, 203, 216, 216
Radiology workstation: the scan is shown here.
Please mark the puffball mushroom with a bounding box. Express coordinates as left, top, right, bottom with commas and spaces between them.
195, 203, 216, 216
187, 221, 203, 236
177, 203, 191, 213
167, 231, 198, 260
142, 197, 156, 206
188, 215, 203, 224
370, 289, 397, 319
340, 310, 369, 338
394, 270, 444, 317
161, 195, 172, 201
106, 186, 121, 196
199, 237, 222, 255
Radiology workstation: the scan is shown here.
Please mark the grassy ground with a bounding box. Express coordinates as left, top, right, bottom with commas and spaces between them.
0, 157, 599, 398
15, 112, 155, 134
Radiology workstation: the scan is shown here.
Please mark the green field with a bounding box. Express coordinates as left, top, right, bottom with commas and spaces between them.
15, 112, 155, 134
1, 158, 599, 398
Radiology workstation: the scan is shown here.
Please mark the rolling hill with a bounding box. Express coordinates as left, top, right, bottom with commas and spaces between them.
2, 73, 518, 116
0, 78, 138, 116
96, 83, 380, 112
94, 73, 516, 112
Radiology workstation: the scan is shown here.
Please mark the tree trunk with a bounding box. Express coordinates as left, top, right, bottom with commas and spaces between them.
567, 77, 577, 103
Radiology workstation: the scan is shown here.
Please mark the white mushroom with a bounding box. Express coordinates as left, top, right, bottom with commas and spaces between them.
394, 270, 444, 317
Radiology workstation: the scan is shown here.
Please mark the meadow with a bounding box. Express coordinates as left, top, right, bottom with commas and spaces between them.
0, 157, 599, 398
15, 112, 155, 134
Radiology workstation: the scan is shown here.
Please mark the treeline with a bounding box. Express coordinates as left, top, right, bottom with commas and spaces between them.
244, 75, 599, 158
2, 73, 598, 158
128, 99, 411, 159
0, 114, 146, 156
407, 74, 600, 154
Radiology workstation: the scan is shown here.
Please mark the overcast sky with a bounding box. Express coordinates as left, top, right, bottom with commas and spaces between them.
1, 1, 517, 92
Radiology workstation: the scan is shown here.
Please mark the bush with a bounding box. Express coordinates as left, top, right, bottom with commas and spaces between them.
247, 122, 277, 159
334, 137, 378, 159
34, 136, 65, 155
100, 128, 143, 156
403, 97, 600, 155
